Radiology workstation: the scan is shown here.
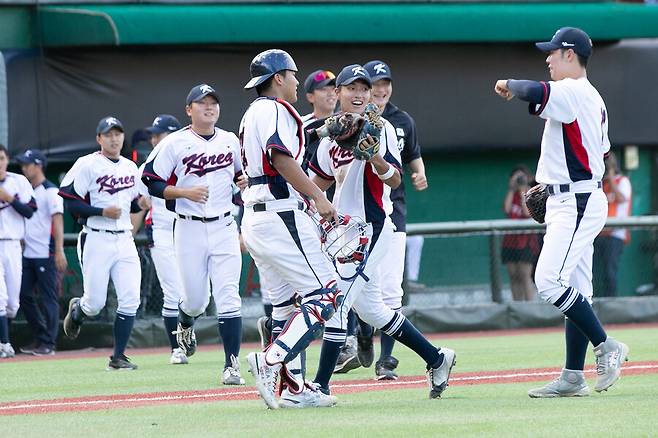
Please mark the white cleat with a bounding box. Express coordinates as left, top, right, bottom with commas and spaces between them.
169, 347, 189, 365
427, 348, 456, 399
279, 382, 338, 408
594, 337, 629, 392
246, 352, 281, 409
222, 355, 246, 385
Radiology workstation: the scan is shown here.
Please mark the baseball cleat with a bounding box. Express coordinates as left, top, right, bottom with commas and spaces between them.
334, 336, 360, 374
375, 356, 399, 381
427, 348, 456, 399
279, 382, 337, 408
63, 297, 82, 339
357, 333, 375, 368
528, 369, 590, 398
593, 337, 629, 392
169, 347, 189, 365
257, 316, 272, 349
246, 352, 281, 409
0, 343, 15, 359
107, 354, 138, 370
222, 355, 246, 385
173, 323, 196, 357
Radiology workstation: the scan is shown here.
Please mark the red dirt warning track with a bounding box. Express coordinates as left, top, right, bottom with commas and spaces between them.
2, 361, 657, 416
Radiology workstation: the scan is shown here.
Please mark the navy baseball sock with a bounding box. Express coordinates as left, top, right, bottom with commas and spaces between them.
218, 316, 242, 368
385, 316, 442, 368
113, 313, 135, 358
178, 307, 195, 329
263, 303, 273, 318
565, 318, 588, 371
346, 310, 357, 336
0, 315, 8, 343
357, 315, 374, 338
271, 318, 286, 341
313, 339, 343, 391
554, 288, 606, 346
379, 333, 396, 359
163, 316, 179, 350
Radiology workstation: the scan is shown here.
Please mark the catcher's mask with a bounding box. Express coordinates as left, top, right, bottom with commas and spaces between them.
316, 214, 371, 282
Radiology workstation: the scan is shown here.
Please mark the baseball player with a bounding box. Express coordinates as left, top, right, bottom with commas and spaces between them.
142, 85, 246, 385
59, 117, 144, 370
0, 144, 36, 359
240, 49, 343, 409
255, 69, 338, 347
133, 114, 190, 365
308, 64, 455, 399
494, 27, 629, 397
17, 149, 66, 356
354, 59, 429, 380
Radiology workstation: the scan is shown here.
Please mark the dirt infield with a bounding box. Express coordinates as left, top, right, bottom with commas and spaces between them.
2, 361, 657, 416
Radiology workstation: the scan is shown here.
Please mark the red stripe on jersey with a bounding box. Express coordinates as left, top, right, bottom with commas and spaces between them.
363, 162, 384, 211
275, 98, 304, 160
166, 171, 178, 186
262, 150, 278, 177
563, 120, 591, 173
145, 208, 153, 225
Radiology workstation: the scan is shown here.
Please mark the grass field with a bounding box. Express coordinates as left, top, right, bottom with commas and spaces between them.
1, 324, 657, 437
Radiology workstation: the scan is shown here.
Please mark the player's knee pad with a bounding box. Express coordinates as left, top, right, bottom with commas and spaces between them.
300, 282, 344, 323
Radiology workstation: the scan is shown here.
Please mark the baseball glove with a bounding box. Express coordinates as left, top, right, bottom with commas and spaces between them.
524, 184, 548, 224
352, 103, 383, 161
316, 112, 365, 151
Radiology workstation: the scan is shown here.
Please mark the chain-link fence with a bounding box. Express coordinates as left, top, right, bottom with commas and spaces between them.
27, 216, 658, 323
405, 216, 658, 307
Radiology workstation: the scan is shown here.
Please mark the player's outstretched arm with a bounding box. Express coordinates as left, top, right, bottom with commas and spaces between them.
271, 149, 337, 222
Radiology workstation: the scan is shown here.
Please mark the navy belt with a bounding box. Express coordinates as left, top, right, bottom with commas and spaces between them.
248, 175, 287, 187
547, 181, 602, 195
253, 201, 305, 212
87, 228, 126, 234
177, 211, 230, 222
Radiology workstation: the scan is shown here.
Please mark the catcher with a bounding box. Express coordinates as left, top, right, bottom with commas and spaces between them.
307, 64, 456, 400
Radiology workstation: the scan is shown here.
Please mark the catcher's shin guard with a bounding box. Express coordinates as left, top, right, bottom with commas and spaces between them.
265, 284, 343, 365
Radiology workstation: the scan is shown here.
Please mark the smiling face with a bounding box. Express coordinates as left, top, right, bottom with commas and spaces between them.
371, 79, 392, 109
0, 149, 8, 179
186, 95, 220, 129
546, 48, 576, 81
307, 85, 337, 115
336, 80, 371, 114
97, 128, 124, 159
278, 70, 299, 104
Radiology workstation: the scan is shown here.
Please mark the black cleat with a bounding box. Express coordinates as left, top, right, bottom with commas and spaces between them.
108, 354, 138, 370
63, 298, 82, 339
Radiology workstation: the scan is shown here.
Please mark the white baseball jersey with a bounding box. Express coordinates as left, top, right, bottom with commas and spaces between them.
0, 172, 35, 239
309, 118, 401, 225
143, 125, 241, 217
24, 180, 64, 258
301, 113, 317, 129
59, 152, 140, 232
137, 162, 176, 231
239, 97, 305, 207
532, 77, 610, 185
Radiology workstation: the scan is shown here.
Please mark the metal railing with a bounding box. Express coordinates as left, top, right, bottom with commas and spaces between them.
406, 215, 658, 303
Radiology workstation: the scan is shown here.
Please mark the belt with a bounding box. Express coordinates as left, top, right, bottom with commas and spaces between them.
87, 228, 127, 234
248, 175, 287, 187
547, 181, 602, 195
252, 201, 306, 212
177, 211, 230, 222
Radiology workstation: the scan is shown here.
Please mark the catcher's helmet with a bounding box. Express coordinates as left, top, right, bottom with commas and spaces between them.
244, 49, 298, 90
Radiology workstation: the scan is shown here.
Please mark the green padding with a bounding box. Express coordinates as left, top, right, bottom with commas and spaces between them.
38, 3, 658, 47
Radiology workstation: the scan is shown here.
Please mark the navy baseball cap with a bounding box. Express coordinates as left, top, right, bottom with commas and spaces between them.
146, 114, 181, 135
186, 84, 220, 105
536, 27, 593, 58
304, 70, 336, 93
15, 149, 47, 167
335, 64, 372, 88
96, 116, 124, 135
364, 60, 392, 82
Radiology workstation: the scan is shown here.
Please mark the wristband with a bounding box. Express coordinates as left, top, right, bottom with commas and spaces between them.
377, 165, 395, 181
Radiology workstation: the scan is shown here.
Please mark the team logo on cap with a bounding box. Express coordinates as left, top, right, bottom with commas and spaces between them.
351, 66, 367, 76
373, 63, 387, 74
153, 116, 162, 125
200, 84, 214, 93
561, 42, 575, 47
106, 117, 120, 127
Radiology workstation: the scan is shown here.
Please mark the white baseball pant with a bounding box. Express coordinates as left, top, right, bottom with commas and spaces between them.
150, 227, 184, 318
0, 240, 23, 318
380, 231, 406, 309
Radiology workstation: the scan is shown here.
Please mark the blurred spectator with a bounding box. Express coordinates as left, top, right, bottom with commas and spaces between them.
16, 149, 66, 356
594, 152, 632, 297
502, 165, 539, 301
